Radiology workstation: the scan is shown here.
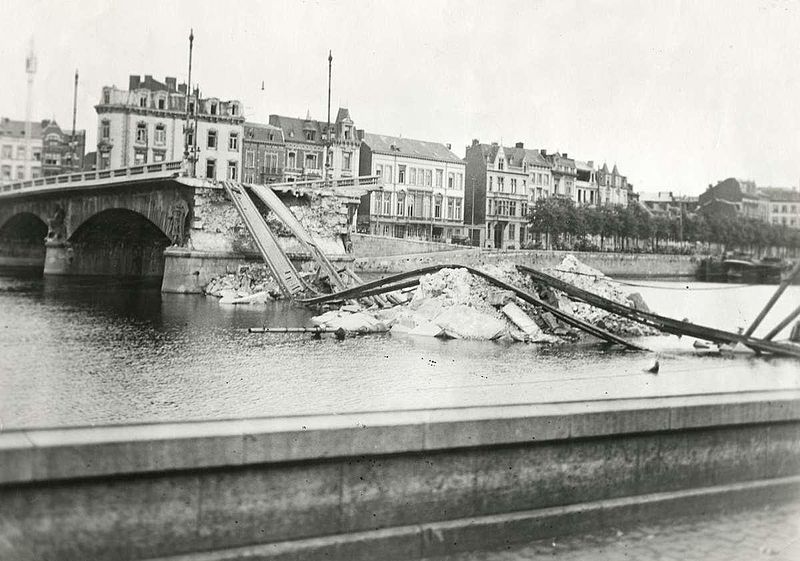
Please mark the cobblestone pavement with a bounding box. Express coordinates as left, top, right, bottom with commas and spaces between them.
425, 502, 800, 561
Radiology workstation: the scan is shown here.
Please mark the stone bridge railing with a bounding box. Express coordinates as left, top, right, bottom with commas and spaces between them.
0, 160, 184, 197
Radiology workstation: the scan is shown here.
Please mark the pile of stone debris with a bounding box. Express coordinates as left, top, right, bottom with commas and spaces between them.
310, 256, 657, 342
203, 264, 282, 304
204, 255, 658, 342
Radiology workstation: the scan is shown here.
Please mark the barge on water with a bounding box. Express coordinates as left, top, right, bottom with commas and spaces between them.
696, 255, 792, 284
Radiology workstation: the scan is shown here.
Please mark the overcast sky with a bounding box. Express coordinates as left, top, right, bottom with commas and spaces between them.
2, 0, 799, 194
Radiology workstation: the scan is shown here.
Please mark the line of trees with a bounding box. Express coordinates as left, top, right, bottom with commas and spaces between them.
527, 197, 800, 255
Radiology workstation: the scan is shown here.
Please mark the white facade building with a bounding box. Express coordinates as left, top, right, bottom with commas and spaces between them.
358, 133, 465, 241
0, 118, 42, 185
95, 75, 244, 181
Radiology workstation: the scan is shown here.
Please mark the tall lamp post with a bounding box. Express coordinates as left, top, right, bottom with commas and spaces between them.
183, 29, 194, 176
324, 50, 332, 184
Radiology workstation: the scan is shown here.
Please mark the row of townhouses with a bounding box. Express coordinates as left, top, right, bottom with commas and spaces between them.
2, 72, 637, 249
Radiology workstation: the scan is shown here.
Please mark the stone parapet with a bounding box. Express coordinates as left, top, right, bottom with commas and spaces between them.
1, 390, 798, 560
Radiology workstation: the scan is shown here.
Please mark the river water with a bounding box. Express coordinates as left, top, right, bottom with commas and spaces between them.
0, 270, 798, 430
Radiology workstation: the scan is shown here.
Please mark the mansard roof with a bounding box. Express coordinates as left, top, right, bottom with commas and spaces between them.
244, 121, 285, 143
364, 133, 463, 164
0, 118, 44, 138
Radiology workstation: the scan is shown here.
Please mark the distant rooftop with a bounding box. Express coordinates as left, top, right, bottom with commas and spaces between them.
363, 133, 463, 164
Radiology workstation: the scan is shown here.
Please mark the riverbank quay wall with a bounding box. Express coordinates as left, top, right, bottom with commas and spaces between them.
354, 246, 701, 277
2, 391, 799, 561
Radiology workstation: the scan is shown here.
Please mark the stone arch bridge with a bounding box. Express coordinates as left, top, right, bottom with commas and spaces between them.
0, 162, 373, 292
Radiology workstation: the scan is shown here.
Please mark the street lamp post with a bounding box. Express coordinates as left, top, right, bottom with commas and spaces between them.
184, 29, 194, 176
471, 175, 476, 246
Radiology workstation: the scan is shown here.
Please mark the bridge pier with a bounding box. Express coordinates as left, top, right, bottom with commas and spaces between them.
43, 240, 74, 275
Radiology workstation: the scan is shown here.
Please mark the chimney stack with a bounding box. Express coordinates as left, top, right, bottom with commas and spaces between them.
165, 77, 177, 91
515, 142, 524, 148
446, 143, 452, 150
471, 138, 479, 146
128, 75, 140, 90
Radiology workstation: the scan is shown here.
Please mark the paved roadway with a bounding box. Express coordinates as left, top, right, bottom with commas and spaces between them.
423, 502, 800, 561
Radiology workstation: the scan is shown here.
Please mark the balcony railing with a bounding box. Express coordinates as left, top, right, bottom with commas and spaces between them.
0, 160, 184, 195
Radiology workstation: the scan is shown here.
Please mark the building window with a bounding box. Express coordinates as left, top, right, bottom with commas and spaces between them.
305, 153, 318, 169
287, 152, 296, 169
509, 223, 516, 240
207, 130, 217, 149
425, 170, 432, 187
511, 178, 517, 193
228, 133, 239, 151
136, 123, 147, 144
206, 158, 216, 179
410, 168, 417, 185
382, 193, 392, 215
101, 120, 110, 140
265, 153, 278, 172
103, 90, 110, 104
396, 196, 404, 216
398, 165, 406, 184
489, 176, 493, 191
305, 130, 315, 141
1, 145, 11, 159
189, 101, 195, 114
1, 165, 10, 180
99, 152, 110, 170
448, 172, 454, 189
498, 158, 504, 170
436, 169, 443, 187
33, 150, 41, 161
230, 104, 239, 116
245, 150, 255, 167
343, 152, 352, 171
157, 97, 166, 110
434, 198, 442, 219
227, 161, 238, 180
154, 124, 166, 145
153, 151, 165, 163
139, 95, 147, 108
498, 177, 505, 191
447, 197, 455, 219
16, 166, 24, 180
16, 146, 26, 160
210, 102, 218, 115
186, 129, 194, 148
133, 149, 147, 165
385, 165, 393, 183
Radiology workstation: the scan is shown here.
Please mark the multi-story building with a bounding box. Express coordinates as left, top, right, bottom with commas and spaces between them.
95, 74, 244, 181
640, 191, 699, 217
464, 140, 533, 249
574, 160, 598, 206
0, 117, 42, 185
596, 163, 630, 206
41, 119, 86, 176
544, 151, 576, 199
241, 122, 285, 184
268, 108, 360, 182
358, 133, 465, 241
698, 178, 766, 221
760, 187, 800, 229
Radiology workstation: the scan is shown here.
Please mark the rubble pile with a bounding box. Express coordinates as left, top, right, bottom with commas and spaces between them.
313, 267, 559, 342
203, 264, 281, 304
288, 195, 346, 238
543, 255, 658, 336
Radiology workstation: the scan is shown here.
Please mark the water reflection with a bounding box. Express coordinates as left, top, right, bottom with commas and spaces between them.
0, 271, 798, 430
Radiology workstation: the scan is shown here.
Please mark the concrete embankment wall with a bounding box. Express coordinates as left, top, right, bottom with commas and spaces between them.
351, 233, 471, 258
355, 247, 701, 277
2, 391, 799, 561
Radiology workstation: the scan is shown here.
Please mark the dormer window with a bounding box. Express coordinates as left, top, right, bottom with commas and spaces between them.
305, 131, 315, 141
210, 102, 218, 115
498, 158, 504, 170
139, 95, 147, 108
157, 97, 166, 110
230, 104, 238, 116
103, 90, 110, 105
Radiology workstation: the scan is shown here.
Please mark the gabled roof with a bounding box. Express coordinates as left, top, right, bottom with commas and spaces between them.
575, 160, 594, 172
364, 133, 463, 164
612, 164, 619, 174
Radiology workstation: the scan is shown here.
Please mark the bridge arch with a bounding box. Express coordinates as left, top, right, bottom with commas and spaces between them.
65, 187, 190, 245
67, 208, 172, 277
0, 212, 49, 269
